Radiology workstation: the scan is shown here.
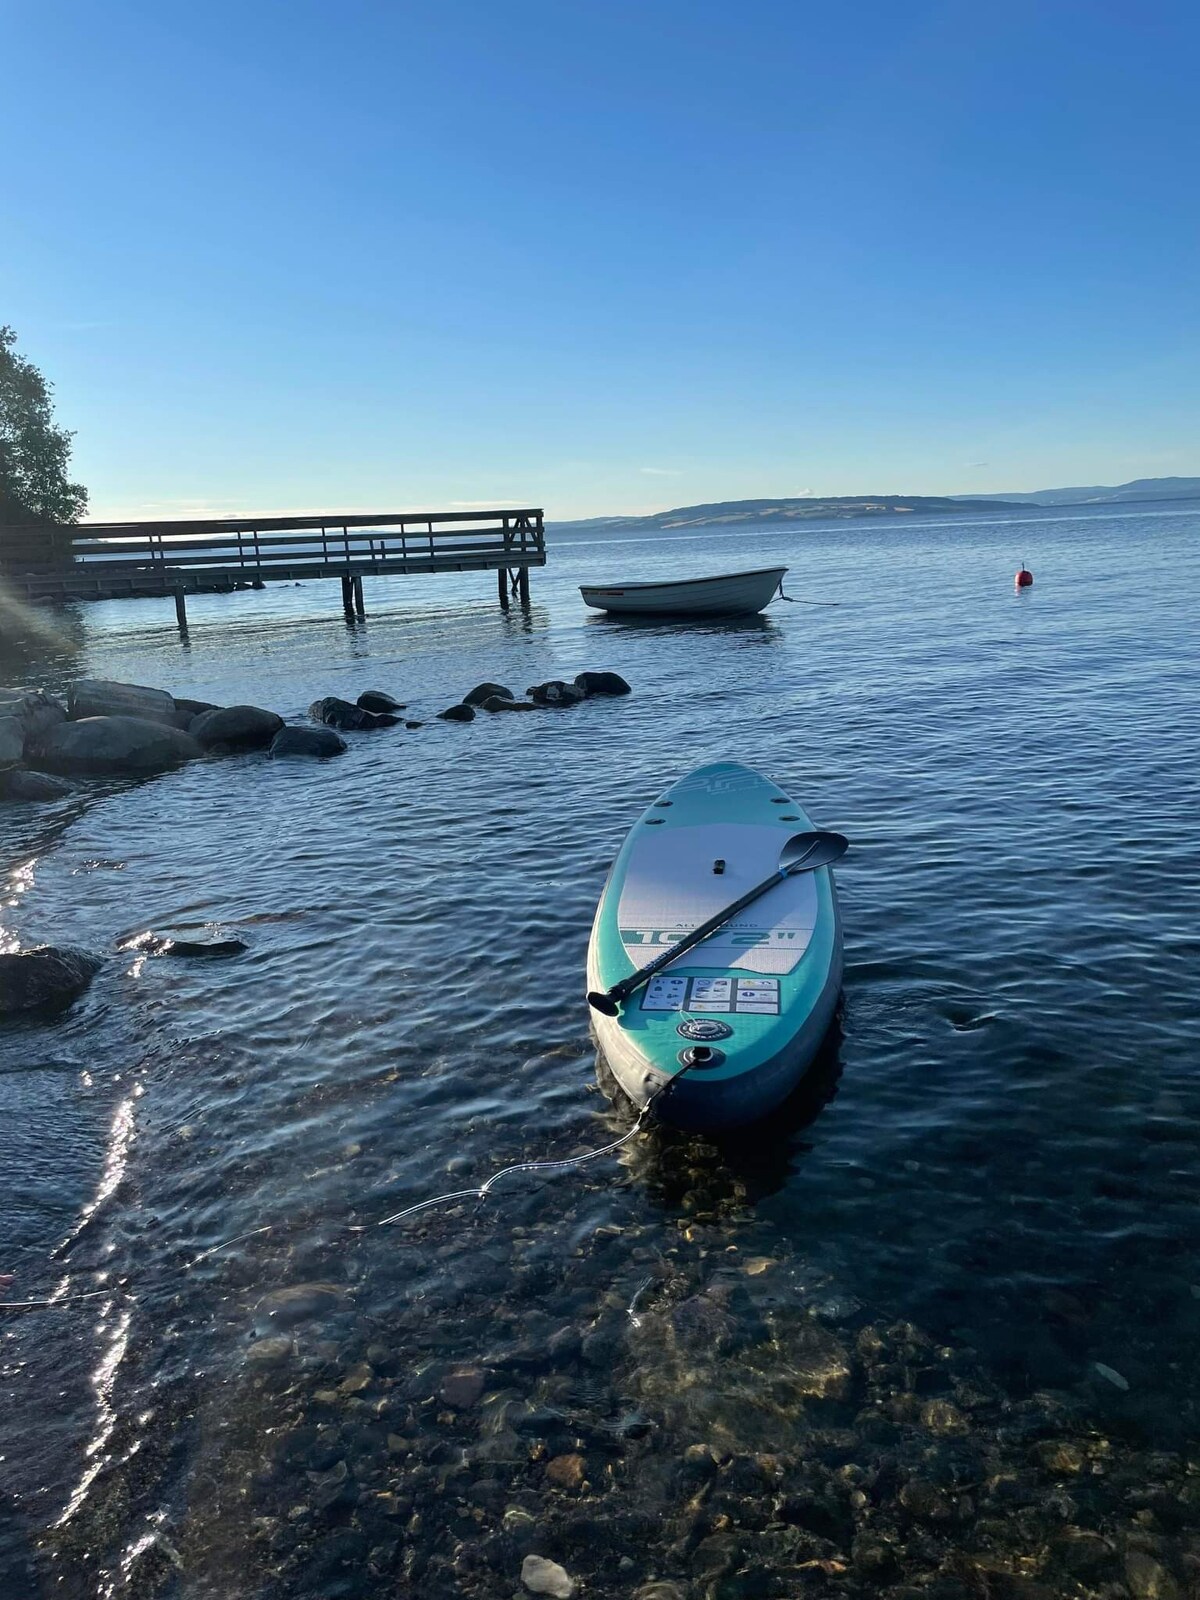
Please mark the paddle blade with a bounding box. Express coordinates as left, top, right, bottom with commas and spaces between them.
587, 990, 621, 1016
780, 830, 849, 872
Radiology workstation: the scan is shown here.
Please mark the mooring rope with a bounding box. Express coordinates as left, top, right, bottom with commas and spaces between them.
775, 578, 840, 607
2, 1062, 693, 1312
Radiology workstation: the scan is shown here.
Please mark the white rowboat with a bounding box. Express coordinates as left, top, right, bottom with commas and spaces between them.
580, 566, 787, 617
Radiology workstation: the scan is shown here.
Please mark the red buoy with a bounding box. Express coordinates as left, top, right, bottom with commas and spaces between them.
1015, 565, 1033, 588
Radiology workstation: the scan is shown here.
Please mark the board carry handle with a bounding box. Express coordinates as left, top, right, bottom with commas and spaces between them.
587, 830, 848, 1017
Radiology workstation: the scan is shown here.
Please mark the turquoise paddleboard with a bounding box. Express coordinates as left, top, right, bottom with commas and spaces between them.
587, 761, 843, 1131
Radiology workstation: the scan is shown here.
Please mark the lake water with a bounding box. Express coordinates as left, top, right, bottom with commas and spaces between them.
2, 503, 1199, 1599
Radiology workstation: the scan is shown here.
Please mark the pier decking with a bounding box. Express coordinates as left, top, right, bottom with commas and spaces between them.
0, 507, 545, 622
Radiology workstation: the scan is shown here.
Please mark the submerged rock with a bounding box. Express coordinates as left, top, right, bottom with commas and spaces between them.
257, 1282, 346, 1329
898, 1478, 954, 1521
545, 1453, 585, 1491
521, 1555, 575, 1597
0, 946, 102, 1015
526, 680, 585, 707
574, 670, 631, 697
436, 703, 475, 722
1092, 1361, 1130, 1391
439, 1368, 485, 1408
356, 690, 406, 714
1125, 1552, 1180, 1600
189, 704, 283, 749
480, 695, 536, 712
309, 696, 399, 731
31, 716, 202, 776
269, 725, 347, 758
67, 678, 178, 725
120, 929, 248, 958
0, 767, 72, 802
463, 682, 513, 707
246, 1335, 294, 1368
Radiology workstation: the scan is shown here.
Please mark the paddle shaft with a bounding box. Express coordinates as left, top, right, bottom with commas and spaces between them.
590, 837, 829, 1013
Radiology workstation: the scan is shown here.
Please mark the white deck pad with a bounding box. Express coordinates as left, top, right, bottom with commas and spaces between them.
616, 823, 817, 975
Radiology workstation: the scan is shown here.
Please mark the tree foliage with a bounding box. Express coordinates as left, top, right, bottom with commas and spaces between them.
0, 326, 88, 526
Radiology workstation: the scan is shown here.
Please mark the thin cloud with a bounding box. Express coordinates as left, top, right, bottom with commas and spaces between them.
640, 466, 682, 476
963, 461, 990, 469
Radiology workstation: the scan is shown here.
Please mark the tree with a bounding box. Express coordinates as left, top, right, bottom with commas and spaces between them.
0, 325, 88, 527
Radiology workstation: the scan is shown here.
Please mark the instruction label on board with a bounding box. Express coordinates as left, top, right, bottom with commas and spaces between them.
640, 976, 780, 1015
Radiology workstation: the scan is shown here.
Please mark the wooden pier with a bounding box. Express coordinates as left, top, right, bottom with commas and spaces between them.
0, 507, 545, 625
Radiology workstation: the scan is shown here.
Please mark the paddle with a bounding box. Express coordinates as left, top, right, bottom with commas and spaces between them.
587, 830, 848, 1017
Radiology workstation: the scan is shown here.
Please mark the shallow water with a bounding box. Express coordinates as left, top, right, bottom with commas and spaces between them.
2, 504, 1199, 1599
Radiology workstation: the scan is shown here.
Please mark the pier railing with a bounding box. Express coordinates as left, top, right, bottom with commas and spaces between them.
0, 509, 545, 602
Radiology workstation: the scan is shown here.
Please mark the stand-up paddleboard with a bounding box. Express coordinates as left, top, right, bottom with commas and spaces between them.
587, 761, 844, 1132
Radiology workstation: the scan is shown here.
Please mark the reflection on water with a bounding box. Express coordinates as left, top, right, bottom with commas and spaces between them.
2, 505, 1200, 1597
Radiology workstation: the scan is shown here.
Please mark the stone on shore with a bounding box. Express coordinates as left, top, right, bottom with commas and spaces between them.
31, 716, 202, 776
67, 678, 178, 725
172, 697, 219, 719
526, 680, 585, 707
463, 682, 513, 707
189, 705, 284, 750
269, 725, 347, 759
574, 670, 631, 697
0, 946, 103, 1015
521, 1555, 575, 1597
0, 768, 72, 802
0, 718, 23, 770
436, 703, 475, 722
309, 696, 399, 731
356, 690, 406, 714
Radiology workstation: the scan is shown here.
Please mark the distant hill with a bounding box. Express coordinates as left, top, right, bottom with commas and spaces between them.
552, 494, 1020, 533
955, 476, 1200, 506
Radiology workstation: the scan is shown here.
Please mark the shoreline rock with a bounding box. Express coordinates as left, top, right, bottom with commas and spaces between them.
527, 681, 585, 707
309, 697, 399, 732
480, 695, 537, 712
189, 705, 284, 750
574, 670, 631, 697
356, 690, 405, 714
67, 678, 178, 725
0, 946, 102, 1015
0, 768, 72, 802
30, 716, 203, 776
270, 726, 347, 759
464, 682, 513, 707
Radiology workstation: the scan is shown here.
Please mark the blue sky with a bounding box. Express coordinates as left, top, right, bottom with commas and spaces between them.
2, 0, 1198, 520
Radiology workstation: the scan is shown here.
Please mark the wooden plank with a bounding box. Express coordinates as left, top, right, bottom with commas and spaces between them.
3, 508, 543, 541
57, 539, 544, 573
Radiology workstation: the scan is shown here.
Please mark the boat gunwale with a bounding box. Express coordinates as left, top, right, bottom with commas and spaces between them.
578, 565, 787, 597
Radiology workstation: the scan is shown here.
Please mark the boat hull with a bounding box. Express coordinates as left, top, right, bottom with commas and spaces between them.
586, 761, 843, 1132
580, 566, 786, 617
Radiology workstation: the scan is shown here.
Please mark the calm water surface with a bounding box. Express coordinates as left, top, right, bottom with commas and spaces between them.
2, 505, 1199, 1599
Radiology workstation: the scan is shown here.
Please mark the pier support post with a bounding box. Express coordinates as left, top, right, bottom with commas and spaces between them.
352, 575, 365, 617
497, 567, 510, 608
341, 574, 354, 614
174, 587, 189, 633
517, 565, 530, 605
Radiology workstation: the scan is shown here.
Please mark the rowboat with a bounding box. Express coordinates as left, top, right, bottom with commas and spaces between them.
586, 761, 844, 1132
579, 566, 787, 617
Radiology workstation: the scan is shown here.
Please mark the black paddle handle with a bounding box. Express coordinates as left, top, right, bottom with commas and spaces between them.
587, 864, 789, 1015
